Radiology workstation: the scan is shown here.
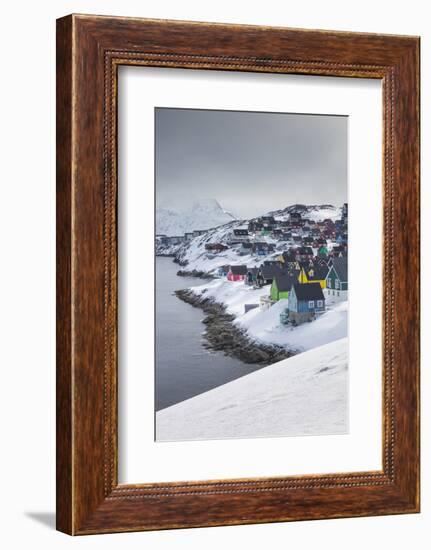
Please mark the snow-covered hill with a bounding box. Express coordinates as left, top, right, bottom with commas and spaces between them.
191, 278, 348, 352
268, 203, 342, 222
171, 203, 343, 273
174, 220, 258, 270
156, 337, 348, 441
156, 198, 236, 236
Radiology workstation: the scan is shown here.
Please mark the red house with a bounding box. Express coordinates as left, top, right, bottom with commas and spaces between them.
227, 265, 248, 281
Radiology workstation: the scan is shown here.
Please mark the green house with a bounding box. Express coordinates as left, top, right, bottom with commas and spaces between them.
318, 245, 328, 257
326, 257, 348, 294
270, 274, 297, 301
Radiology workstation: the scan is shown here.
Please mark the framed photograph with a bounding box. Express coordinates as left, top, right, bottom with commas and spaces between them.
56, 14, 420, 534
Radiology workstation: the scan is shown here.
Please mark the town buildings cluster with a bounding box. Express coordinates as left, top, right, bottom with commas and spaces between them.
157, 204, 348, 326
212, 204, 348, 326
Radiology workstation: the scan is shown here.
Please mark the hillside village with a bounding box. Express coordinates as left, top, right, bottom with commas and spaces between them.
156, 203, 348, 331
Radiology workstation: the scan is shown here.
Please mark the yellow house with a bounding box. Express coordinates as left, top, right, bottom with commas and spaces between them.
277, 253, 300, 271
298, 265, 328, 289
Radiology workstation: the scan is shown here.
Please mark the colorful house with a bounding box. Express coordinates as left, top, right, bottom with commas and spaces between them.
257, 265, 285, 286
233, 228, 249, 238
298, 264, 329, 289
296, 246, 314, 261
248, 221, 264, 232
288, 283, 326, 325
246, 267, 259, 286
329, 245, 346, 258
252, 242, 274, 256
314, 255, 330, 269
217, 264, 230, 278
227, 265, 248, 282
318, 245, 328, 257
270, 274, 297, 301
325, 257, 348, 299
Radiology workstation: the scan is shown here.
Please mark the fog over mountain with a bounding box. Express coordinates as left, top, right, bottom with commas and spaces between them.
156, 198, 236, 236
155, 108, 348, 219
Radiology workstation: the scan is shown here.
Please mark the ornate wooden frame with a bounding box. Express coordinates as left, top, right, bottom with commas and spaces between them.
56, 14, 420, 535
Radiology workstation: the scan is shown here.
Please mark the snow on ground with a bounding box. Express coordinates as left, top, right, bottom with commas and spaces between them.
236, 299, 347, 351
191, 279, 348, 352
193, 279, 269, 316
176, 222, 278, 273
305, 206, 342, 222
156, 337, 348, 441
159, 203, 344, 273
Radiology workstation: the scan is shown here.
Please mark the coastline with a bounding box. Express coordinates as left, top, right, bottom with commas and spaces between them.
176, 269, 215, 279
175, 288, 295, 365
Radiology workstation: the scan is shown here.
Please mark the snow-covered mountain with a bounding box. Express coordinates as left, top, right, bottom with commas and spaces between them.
156, 337, 348, 441
156, 198, 236, 236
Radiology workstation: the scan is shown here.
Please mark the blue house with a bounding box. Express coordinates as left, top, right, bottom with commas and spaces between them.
252, 242, 274, 256
216, 265, 230, 278
288, 283, 325, 325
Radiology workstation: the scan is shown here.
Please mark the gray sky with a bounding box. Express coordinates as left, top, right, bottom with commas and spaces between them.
155, 108, 347, 218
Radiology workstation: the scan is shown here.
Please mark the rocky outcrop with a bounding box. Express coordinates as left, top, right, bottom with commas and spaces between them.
175, 289, 293, 365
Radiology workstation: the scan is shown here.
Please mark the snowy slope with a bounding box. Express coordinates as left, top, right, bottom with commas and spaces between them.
191, 279, 348, 352
269, 203, 342, 222
156, 337, 348, 441
172, 203, 343, 272
235, 298, 347, 351
193, 279, 270, 316
156, 198, 236, 236
175, 221, 270, 271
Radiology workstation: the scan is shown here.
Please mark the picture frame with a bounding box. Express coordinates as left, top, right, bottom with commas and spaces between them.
56, 14, 420, 535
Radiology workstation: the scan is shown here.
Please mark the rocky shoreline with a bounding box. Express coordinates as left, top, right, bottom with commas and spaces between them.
175, 289, 295, 365
176, 269, 215, 279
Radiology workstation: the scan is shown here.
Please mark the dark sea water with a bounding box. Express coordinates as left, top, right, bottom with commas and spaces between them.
155, 257, 263, 411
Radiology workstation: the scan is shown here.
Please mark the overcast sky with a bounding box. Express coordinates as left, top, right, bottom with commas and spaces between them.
155, 108, 347, 219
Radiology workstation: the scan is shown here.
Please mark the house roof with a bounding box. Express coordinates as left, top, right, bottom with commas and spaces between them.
263, 260, 282, 266
229, 265, 248, 275
274, 274, 297, 292
259, 265, 284, 279
282, 251, 296, 262
298, 260, 312, 271
331, 257, 348, 282
293, 282, 325, 301
307, 264, 329, 280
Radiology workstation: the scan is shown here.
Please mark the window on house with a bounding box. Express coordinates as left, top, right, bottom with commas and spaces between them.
317, 300, 323, 308
335, 279, 340, 289
308, 300, 314, 308
327, 279, 331, 288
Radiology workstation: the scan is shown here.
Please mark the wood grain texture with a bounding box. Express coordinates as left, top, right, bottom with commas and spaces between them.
56, 15, 73, 535
56, 14, 420, 535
